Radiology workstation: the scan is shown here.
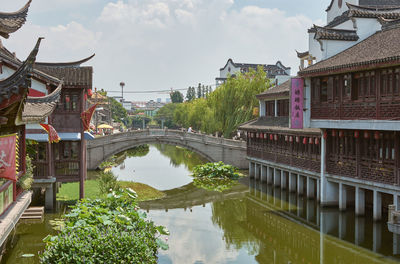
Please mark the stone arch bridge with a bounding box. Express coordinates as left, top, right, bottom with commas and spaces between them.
86, 129, 247, 170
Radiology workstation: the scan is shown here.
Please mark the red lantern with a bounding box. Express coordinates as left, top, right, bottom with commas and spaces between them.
274, 135, 278, 141
332, 130, 336, 137
264, 133, 267, 139
309, 137, 313, 144
323, 131, 328, 139
270, 134, 273, 140
303, 137, 308, 144
88, 88, 93, 97
315, 138, 319, 145
285, 135, 288, 142
260, 133, 263, 139
65, 96, 70, 103
339, 130, 344, 138
256, 133, 259, 138
364, 131, 370, 139
374, 131, 380, 140
296, 136, 300, 143
289, 136, 293, 143
354, 131, 359, 138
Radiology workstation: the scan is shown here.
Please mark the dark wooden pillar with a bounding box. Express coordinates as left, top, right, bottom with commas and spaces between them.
79, 89, 85, 199
395, 131, 400, 186
356, 132, 361, 179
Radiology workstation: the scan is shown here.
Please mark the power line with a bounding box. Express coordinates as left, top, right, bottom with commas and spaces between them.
105, 83, 217, 94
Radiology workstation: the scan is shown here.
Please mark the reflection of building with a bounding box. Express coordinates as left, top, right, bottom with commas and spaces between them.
216, 59, 291, 87
242, 0, 400, 222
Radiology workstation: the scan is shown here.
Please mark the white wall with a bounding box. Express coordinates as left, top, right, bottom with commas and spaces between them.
309, 32, 323, 62
220, 60, 241, 79
327, 0, 358, 24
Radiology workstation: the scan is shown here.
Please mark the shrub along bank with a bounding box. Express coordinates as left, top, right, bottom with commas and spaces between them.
41, 188, 169, 263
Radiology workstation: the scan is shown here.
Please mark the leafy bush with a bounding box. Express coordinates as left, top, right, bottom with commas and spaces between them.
98, 171, 119, 195
192, 161, 242, 179
40, 188, 169, 264
17, 155, 34, 190
192, 162, 243, 192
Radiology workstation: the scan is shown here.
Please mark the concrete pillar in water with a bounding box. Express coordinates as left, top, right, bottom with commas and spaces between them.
373, 222, 382, 252
355, 217, 365, 245
267, 167, 273, 184
394, 234, 400, 255
274, 168, 281, 187
281, 171, 287, 189
45, 184, 55, 211
289, 172, 296, 192
289, 192, 296, 211
338, 212, 347, 239
373, 190, 382, 221
316, 179, 320, 202
339, 183, 347, 211
307, 199, 315, 222
307, 177, 315, 199
255, 164, 260, 180
297, 174, 304, 195
394, 194, 400, 211
249, 162, 254, 178
355, 187, 365, 216
261, 165, 267, 182
297, 195, 304, 217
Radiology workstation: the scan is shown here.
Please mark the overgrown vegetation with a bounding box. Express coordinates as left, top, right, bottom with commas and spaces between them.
192, 162, 243, 192
17, 155, 34, 190
41, 188, 169, 263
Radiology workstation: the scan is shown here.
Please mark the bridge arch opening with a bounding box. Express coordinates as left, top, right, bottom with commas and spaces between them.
92, 141, 214, 170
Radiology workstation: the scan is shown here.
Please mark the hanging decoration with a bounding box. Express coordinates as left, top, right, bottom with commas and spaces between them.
40, 124, 60, 143
354, 131, 359, 139
303, 137, 308, 144
289, 136, 294, 143
81, 104, 98, 132
332, 130, 336, 137
315, 138, 319, 145
309, 137, 313, 144
339, 130, 344, 138
364, 131, 370, 139
323, 131, 328, 139
374, 131, 380, 140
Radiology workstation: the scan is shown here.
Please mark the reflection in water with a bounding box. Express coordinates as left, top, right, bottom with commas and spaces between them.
111, 144, 207, 190
3, 144, 400, 263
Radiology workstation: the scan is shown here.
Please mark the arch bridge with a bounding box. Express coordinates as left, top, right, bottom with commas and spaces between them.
86, 129, 247, 170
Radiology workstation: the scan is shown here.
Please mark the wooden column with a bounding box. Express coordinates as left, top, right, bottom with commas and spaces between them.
356, 135, 361, 179
79, 89, 85, 199
396, 131, 400, 186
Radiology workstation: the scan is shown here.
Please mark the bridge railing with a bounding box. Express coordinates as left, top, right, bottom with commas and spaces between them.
88, 129, 246, 149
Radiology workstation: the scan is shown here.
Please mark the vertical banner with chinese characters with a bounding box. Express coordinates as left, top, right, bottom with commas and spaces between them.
291, 78, 304, 129
0, 134, 16, 181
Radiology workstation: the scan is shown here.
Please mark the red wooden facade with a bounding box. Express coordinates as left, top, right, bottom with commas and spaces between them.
311, 67, 400, 120
247, 131, 321, 173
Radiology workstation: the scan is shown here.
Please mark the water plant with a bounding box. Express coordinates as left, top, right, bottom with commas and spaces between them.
192, 161, 243, 192
40, 188, 169, 263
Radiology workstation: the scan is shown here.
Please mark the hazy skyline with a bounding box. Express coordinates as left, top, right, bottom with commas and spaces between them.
2, 0, 330, 101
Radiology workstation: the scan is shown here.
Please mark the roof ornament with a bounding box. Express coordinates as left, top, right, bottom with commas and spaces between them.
0, 0, 32, 38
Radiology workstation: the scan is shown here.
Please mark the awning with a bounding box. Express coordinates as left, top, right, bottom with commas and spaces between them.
98, 124, 113, 129
27, 132, 95, 142
27, 133, 81, 142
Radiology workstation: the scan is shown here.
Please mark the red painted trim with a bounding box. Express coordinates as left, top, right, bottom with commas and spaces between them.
28, 88, 46, 97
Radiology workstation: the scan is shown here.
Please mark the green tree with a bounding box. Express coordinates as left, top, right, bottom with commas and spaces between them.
154, 103, 179, 128
170, 91, 184, 103
110, 97, 127, 123
186, 87, 196, 101
197, 83, 202, 99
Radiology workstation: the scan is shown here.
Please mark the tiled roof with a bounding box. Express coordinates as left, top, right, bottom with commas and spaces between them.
326, 11, 350, 28
0, 0, 31, 38
35, 54, 95, 68
22, 82, 62, 123
0, 38, 41, 110
256, 80, 290, 100
310, 25, 359, 41
34, 65, 93, 87
0, 43, 60, 85
299, 26, 400, 76
296, 50, 309, 58
239, 117, 320, 135
347, 3, 400, 19
220, 59, 290, 77
326, 0, 335, 12
359, 0, 400, 7
379, 17, 400, 30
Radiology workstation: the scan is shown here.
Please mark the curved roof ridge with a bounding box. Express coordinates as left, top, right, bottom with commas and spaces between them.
27, 81, 62, 103
35, 53, 95, 68
0, 0, 32, 38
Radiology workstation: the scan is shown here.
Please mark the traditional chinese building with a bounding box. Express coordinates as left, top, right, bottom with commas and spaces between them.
243, 0, 400, 222
0, 0, 64, 247
216, 59, 291, 87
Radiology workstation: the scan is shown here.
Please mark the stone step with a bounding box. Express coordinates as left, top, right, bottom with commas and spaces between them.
24, 206, 44, 213
20, 206, 44, 221
20, 215, 43, 220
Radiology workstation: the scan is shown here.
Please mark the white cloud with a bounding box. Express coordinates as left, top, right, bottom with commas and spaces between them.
2, 0, 323, 100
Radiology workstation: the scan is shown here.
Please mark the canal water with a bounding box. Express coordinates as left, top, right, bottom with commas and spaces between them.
2, 144, 400, 263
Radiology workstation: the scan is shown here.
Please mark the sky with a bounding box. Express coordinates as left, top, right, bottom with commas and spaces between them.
1, 0, 330, 102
